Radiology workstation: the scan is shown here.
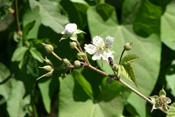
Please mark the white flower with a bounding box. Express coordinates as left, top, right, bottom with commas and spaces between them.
63, 23, 77, 34
84, 36, 114, 61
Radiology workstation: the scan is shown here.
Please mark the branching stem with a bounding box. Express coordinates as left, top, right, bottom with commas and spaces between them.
86, 64, 167, 114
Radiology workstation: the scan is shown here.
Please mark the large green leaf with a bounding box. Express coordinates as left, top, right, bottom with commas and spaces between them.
7, 78, 30, 117
87, 4, 161, 117
38, 77, 58, 113
29, 0, 68, 33
59, 74, 130, 117
166, 60, 175, 96
73, 70, 93, 100
161, 1, 175, 50
0, 62, 11, 100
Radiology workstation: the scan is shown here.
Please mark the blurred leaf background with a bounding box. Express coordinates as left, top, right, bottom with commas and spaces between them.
0, 0, 175, 116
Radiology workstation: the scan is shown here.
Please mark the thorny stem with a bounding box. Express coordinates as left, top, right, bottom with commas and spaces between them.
14, 0, 22, 37
86, 64, 167, 114
119, 49, 125, 64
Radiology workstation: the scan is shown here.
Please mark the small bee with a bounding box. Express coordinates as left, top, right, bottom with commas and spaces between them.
108, 57, 113, 66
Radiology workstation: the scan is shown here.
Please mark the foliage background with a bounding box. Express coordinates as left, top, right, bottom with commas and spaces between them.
0, 0, 175, 117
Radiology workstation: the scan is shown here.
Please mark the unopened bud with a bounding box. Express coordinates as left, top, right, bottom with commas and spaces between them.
42, 43, 54, 53
61, 73, 67, 78
63, 58, 71, 66
124, 43, 132, 51
70, 41, 77, 49
74, 60, 81, 67
112, 64, 118, 71
39, 65, 53, 72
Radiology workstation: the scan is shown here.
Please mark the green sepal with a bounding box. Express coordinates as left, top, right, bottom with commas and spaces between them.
159, 88, 166, 97
70, 34, 77, 41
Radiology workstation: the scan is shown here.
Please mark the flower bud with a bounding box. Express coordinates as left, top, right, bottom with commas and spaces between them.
124, 43, 132, 51
61, 73, 67, 78
39, 65, 53, 72
70, 41, 77, 49
74, 60, 81, 67
112, 64, 118, 71
42, 43, 54, 53
63, 58, 71, 66
63, 23, 77, 34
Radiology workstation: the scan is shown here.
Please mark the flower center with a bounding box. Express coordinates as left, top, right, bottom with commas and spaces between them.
156, 97, 168, 106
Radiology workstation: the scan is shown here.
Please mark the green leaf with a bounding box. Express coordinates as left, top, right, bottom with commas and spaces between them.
30, 47, 43, 63
38, 77, 58, 113
29, 0, 68, 34
167, 103, 175, 117
161, 1, 175, 50
121, 63, 138, 87
0, 62, 11, 100
120, 54, 139, 65
7, 78, 30, 117
133, 0, 162, 37
23, 21, 35, 40
73, 70, 93, 99
11, 47, 28, 62
166, 60, 175, 96
59, 74, 130, 117
87, 4, 161, 117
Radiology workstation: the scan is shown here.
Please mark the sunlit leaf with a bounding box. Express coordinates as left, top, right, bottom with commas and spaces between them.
167, 103, 175, 117
161, 1, 175, 50
11, 47, 28, 62
120, 54, 139, 65
87, 3, 161, 117
121, 63, 137, 87
7, 78, 30, 117
59, 74, 130, 117
29, 0, 68, 33
30, 47, 43, 63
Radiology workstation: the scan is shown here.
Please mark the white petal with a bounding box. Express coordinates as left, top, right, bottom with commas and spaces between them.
105, 36, 114, 48
84, 44, 97, 55
64, 23, 77, 34
101, 51, 114, 61
92, 51, 103, 61
92, 36, 105, 47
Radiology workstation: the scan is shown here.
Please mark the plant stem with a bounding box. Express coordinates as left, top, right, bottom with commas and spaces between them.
86, 64, 167, 114
76, 41, 90, 65
52, 51, 62, 61
14, 0, 21, 36
119, 49, 125, 64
